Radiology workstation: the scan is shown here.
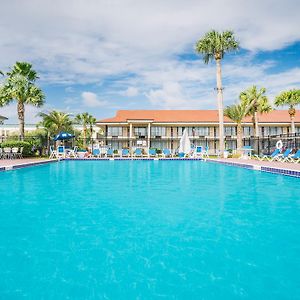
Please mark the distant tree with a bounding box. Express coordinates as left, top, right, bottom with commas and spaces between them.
274, 89, 300, 134
75, 112, 96, 147
0, 62, 45, 139
239, 86, 272, 138
195, 30, 239, 154
224, 103, 249, 154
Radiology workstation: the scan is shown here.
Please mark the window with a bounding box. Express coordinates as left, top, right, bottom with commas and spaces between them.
134, 127, 147, 137
177, 127, 209, 136
150, 141, 168, 150
224, 126, 237, 136
107, 126, 122, 136
262, 127, 282, 136
243, 126, 253, 136
151, 126, 166, 137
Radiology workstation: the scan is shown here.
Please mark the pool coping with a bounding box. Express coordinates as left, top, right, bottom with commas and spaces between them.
207, 159, 300, 178
1, 157, 300, 178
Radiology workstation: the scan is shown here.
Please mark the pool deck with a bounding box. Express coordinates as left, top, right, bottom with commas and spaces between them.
0, 158, 58, 171
209, 158, 300, 177
1, 157, 300, 177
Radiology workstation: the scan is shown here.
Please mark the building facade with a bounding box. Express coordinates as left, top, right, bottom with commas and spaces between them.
96, 110, 300, 154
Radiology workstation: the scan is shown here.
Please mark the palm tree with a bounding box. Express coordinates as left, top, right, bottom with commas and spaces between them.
39, 111, 73, 136
75, 112, 95, 147
0, 62, 45, 139
195, 30, 239, 154
239, 86, 272, 138
274, 89, 300, 134
86, 114, 97, 140
224, 103, 248, 154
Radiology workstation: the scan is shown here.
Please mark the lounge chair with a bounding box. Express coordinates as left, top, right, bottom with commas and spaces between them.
92, 148, 101, 158
106, 149, 114, 158
49, 146, 57, 159
68, 146, 78, 158
121, 149, 130, 157
255, 148, 281, 161
133, 148, 143, 157
276, 148, 293, 162
203, 146, 209, 158
148, 148, 157, 157
178, 152, 185, 158
3, 147, 12, 159
57, 146, 65, 158
193, 146, 203, 158
162, 148, 172, 158
17, 147, 23, 159
284, 149, 300, 163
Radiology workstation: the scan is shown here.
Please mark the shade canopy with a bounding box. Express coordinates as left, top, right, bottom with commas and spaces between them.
54, 131, 75, 141
179, 129, 191, 154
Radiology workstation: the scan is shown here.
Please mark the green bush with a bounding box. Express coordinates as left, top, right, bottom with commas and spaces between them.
0, 141, 33, 156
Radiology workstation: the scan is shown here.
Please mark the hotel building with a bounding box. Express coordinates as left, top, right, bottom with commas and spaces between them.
97, 110, 300, 154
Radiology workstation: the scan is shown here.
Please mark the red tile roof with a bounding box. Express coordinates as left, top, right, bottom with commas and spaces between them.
97, 110, 299, 124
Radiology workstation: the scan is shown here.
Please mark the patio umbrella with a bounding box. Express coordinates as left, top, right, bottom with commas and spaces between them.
179, 129, 191, 154
54, 131, 75, 141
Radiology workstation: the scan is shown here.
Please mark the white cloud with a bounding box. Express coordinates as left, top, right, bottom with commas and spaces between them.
121, 87, 139, 97
81, 91, 108, 108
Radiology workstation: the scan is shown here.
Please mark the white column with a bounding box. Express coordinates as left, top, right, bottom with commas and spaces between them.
147, 123, 151, 148
129, 123, 133, 153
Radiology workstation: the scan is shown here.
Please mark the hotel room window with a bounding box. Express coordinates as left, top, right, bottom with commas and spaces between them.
151, 127, 166, 137
134, 127, 147, 137
224, 126, 237, 136
107, 126, 123, 136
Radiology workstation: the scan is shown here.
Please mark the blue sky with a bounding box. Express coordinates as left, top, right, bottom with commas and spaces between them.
0, 0, 300, 123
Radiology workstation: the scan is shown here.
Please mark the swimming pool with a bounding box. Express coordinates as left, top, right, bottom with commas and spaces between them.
0, 160, 299, 299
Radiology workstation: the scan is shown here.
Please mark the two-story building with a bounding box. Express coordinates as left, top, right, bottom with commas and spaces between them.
96, 110, 300, 154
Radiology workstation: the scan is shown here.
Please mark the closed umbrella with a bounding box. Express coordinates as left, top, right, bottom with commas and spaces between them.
179, 129, 191, 155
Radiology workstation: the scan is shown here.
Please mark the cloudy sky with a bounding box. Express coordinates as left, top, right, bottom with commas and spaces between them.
0, 0, 300, 123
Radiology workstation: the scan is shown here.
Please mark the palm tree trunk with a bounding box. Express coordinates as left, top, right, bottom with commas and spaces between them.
83, 127, 87, 148
17, 101, 25, 140
237, 123, 243, 154
289, 109, 296, 134
216, 58, 224, 155
252, 111, 259, 153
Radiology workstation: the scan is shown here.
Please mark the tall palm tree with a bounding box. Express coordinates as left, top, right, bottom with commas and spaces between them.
224, 103, 249, 154
75, 112, 95, 147
239, 86, 272, 138
195, 30, 239, 154
0, 62, 45, 139
274, 89, 300, 134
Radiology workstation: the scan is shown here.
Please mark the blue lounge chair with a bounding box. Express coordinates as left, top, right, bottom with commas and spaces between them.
285, 149, 300, 163
178, 152, 185, 158
57, 145, 65, 158
162, 148, 172, 158
92, 148, 100, 158
121, 149, 130, 157
276, 148, 293, 162
256, 148, 281, 161
134, 148, 143, 157
148, 148, 157, 157
106, 149, 114, 158
194, 146, 203, 158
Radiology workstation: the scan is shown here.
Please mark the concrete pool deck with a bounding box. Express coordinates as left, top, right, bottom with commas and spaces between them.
1, 157, 300, 177
0, 158, 57, 171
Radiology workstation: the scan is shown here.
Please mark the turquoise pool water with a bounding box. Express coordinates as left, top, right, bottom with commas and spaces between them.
0, 161, 299, 299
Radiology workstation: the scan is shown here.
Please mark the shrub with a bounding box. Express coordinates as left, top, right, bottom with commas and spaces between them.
0, 141, 33, 156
